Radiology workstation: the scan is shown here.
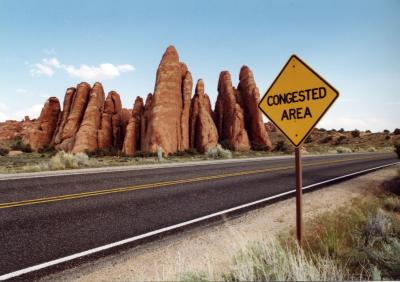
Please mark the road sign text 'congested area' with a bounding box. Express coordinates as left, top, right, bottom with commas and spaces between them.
258, 55, 339, 147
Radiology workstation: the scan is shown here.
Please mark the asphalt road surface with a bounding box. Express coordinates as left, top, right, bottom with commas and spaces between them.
0, 152, 398, 276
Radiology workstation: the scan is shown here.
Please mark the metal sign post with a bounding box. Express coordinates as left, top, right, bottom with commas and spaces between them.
295, 147, 303, 247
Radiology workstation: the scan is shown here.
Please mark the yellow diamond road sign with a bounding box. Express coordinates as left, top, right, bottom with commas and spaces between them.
258, 55, 339, 147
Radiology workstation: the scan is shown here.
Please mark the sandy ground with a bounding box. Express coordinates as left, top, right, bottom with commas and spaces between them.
41, 165, 399, 281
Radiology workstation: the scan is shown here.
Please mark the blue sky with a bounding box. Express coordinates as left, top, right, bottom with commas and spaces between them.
0, 0, 399, 131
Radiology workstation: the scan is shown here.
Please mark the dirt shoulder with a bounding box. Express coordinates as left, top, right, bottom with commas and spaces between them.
40, 165, 399, 281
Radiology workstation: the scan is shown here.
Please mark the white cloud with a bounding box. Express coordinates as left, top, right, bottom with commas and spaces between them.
30, 63, 55, 77
43, 57, 61, 68
64, 63, 135, 80
29, 56, 135, 80
0, 103, 43, 122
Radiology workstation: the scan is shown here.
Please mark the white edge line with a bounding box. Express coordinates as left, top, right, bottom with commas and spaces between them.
1, 161, 399, 280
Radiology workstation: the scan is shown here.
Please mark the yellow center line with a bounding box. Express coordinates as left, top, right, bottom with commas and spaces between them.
0, 156, 379, 209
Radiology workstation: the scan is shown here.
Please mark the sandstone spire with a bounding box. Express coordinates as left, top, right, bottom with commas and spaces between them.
215, 71, 250, 151
237, 66, 272, 150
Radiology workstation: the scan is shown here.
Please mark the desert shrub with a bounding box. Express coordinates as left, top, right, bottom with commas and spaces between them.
206, 144, 232, 159
393, 128, 400, 135
0, 148, 9, 156
395, 144, 400, 159
336, 146, 353, 154
304, 135, 313, 144
170, 148, 199, 157
134, 151, 158, 158
383, 129, 390, 134
320, 136, 333, 144
10, 138, 32, 153
365, 130, 371, 133
385, 135, 391, 140
274, 140, 291, 153
319, 128, 327, 132
48, 151, 90, 170
223, 238, 347, 281
351, 129, 361, 138
219, 139, 232, 150
339, 128, 345, 133
85, 147, 121, 157
367, 146, 377, 152
37, 144, 56, 155
251, 141, 269, 151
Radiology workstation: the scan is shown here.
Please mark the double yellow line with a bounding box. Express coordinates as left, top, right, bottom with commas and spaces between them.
0, 156, 378, 210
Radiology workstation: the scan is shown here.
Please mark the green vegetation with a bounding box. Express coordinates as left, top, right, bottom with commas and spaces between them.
10, 138, 32, 153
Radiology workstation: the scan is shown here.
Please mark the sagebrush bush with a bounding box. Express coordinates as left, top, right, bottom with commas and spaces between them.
336, 146, 353, 154
206, 144, 232, 159
48, 151, 90, 170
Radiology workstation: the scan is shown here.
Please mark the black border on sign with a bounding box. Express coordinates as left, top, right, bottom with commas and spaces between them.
258, 54, 340, 148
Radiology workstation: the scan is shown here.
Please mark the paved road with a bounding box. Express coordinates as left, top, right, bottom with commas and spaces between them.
0, 152, 398, 276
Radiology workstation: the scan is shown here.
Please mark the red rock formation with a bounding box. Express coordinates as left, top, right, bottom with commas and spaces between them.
52, 87, 76, 145
0, 121, 24, 147
72, 82, 105, 153
98, 91, 122, 150
120, 108, 131, 146
189, 79, 218, 153
122, 97, 144, 156
237, 66, 272, 150
215, 71, 250, 151
25, 97, 61, 150
180, 66, 192, 151
57, 82, 91, 151
142, 46, 189, 155
140, 93, 153, 151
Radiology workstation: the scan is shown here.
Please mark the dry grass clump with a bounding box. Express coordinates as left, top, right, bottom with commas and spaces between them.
48, 151, 91, 170
206, 144, 232, 159
221, 238, 347, 281
335, 146, 353, 153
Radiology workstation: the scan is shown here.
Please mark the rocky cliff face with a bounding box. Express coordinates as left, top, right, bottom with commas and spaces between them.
0, 46, 271, 155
